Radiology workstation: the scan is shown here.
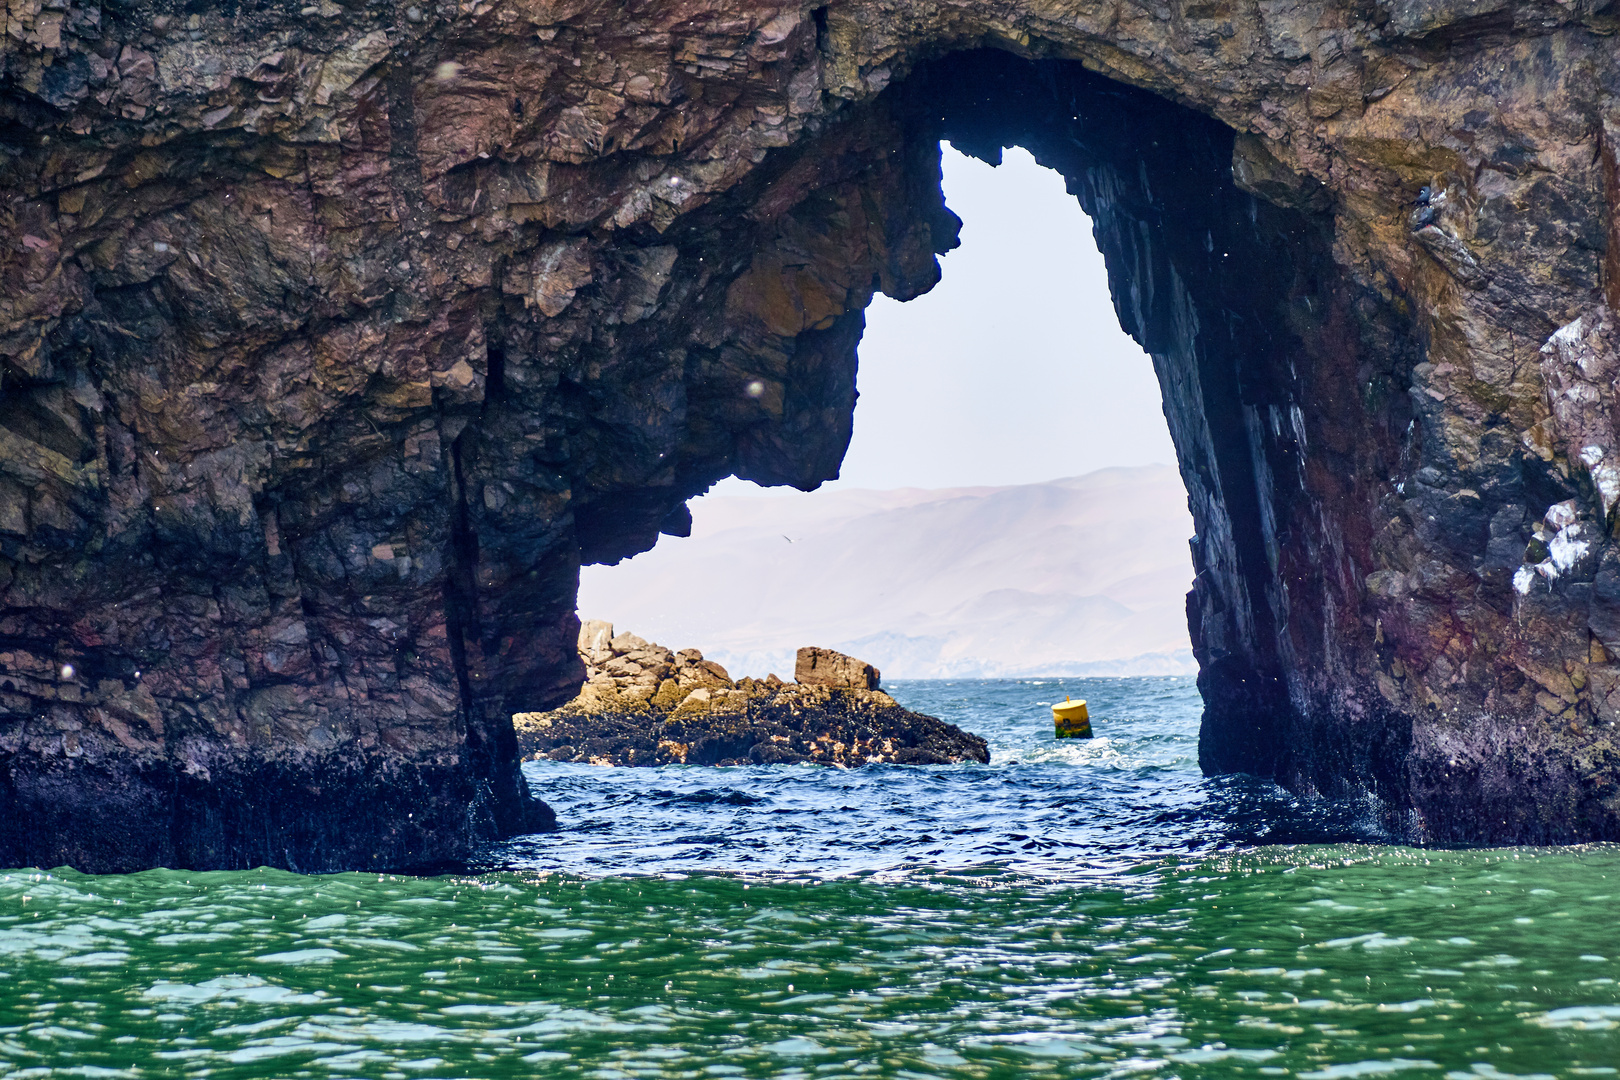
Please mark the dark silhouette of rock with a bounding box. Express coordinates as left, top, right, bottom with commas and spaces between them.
514, 625, 987, 767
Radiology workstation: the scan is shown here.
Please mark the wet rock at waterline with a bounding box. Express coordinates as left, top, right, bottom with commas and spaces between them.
6, 0, 1620, 867
514, 627, 988, 767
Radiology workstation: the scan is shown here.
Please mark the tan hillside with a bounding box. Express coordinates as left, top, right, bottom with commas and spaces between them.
579, 465, 1195, 679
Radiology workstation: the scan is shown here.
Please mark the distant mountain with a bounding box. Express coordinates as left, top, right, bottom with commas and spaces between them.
576, 465, 1197, 679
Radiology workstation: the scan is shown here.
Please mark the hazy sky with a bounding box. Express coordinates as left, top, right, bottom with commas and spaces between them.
716, 144, 1177, 496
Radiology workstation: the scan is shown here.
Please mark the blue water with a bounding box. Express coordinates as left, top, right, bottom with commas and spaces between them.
494, 677, 1381, 877
4, 678, 1619, 1079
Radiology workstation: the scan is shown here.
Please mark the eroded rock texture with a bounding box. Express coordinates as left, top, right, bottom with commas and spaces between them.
3, 0, 1620, 867
513, 626, 989, 766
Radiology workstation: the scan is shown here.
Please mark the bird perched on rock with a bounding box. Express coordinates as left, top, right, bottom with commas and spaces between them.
1410, 185, 1438, 228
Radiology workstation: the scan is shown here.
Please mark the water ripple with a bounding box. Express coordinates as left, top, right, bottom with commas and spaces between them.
2, 680, 1618, 1077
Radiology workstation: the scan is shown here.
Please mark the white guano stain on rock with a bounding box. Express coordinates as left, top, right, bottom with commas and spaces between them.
1551, 315, 1586, 349
1549, 524, 1589, 574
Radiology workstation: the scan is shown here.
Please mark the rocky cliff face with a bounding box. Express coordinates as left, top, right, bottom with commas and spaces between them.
3, 0, 1620, 868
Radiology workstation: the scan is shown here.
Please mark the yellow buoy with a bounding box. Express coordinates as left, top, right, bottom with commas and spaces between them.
1052, 696, 1092, 739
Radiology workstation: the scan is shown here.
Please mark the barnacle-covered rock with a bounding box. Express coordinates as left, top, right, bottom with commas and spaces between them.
514, 626, 987, 767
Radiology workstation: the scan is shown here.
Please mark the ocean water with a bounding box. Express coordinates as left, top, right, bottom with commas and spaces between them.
4, 677, 1620, 1079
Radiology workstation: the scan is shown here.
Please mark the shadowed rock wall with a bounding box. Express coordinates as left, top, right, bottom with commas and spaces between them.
908, 52, 1420, 820
3, 0, 1620, 868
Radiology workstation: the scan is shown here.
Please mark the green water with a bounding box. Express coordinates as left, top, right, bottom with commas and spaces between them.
3, 848, 1618, 1078
5, 680, 1619, 1077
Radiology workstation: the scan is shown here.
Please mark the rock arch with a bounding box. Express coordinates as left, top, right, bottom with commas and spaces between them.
1, 1, 1617, 869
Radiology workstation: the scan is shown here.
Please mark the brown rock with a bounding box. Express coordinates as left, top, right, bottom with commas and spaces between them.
4, 0, 1620, 864
795, 647, 882, 691
514, 629, 986, 767
579, 620, 615, 668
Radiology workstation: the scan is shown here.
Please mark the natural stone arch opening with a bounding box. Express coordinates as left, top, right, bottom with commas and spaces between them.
539, 47, 1423, 825
4, 2, 1618, 872
575, 141, 1192, 682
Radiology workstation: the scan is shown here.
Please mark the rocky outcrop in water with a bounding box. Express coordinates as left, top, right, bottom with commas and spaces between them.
5, 0, 1620, 866
794, 645, 880, 690
514, 625, 988, 766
